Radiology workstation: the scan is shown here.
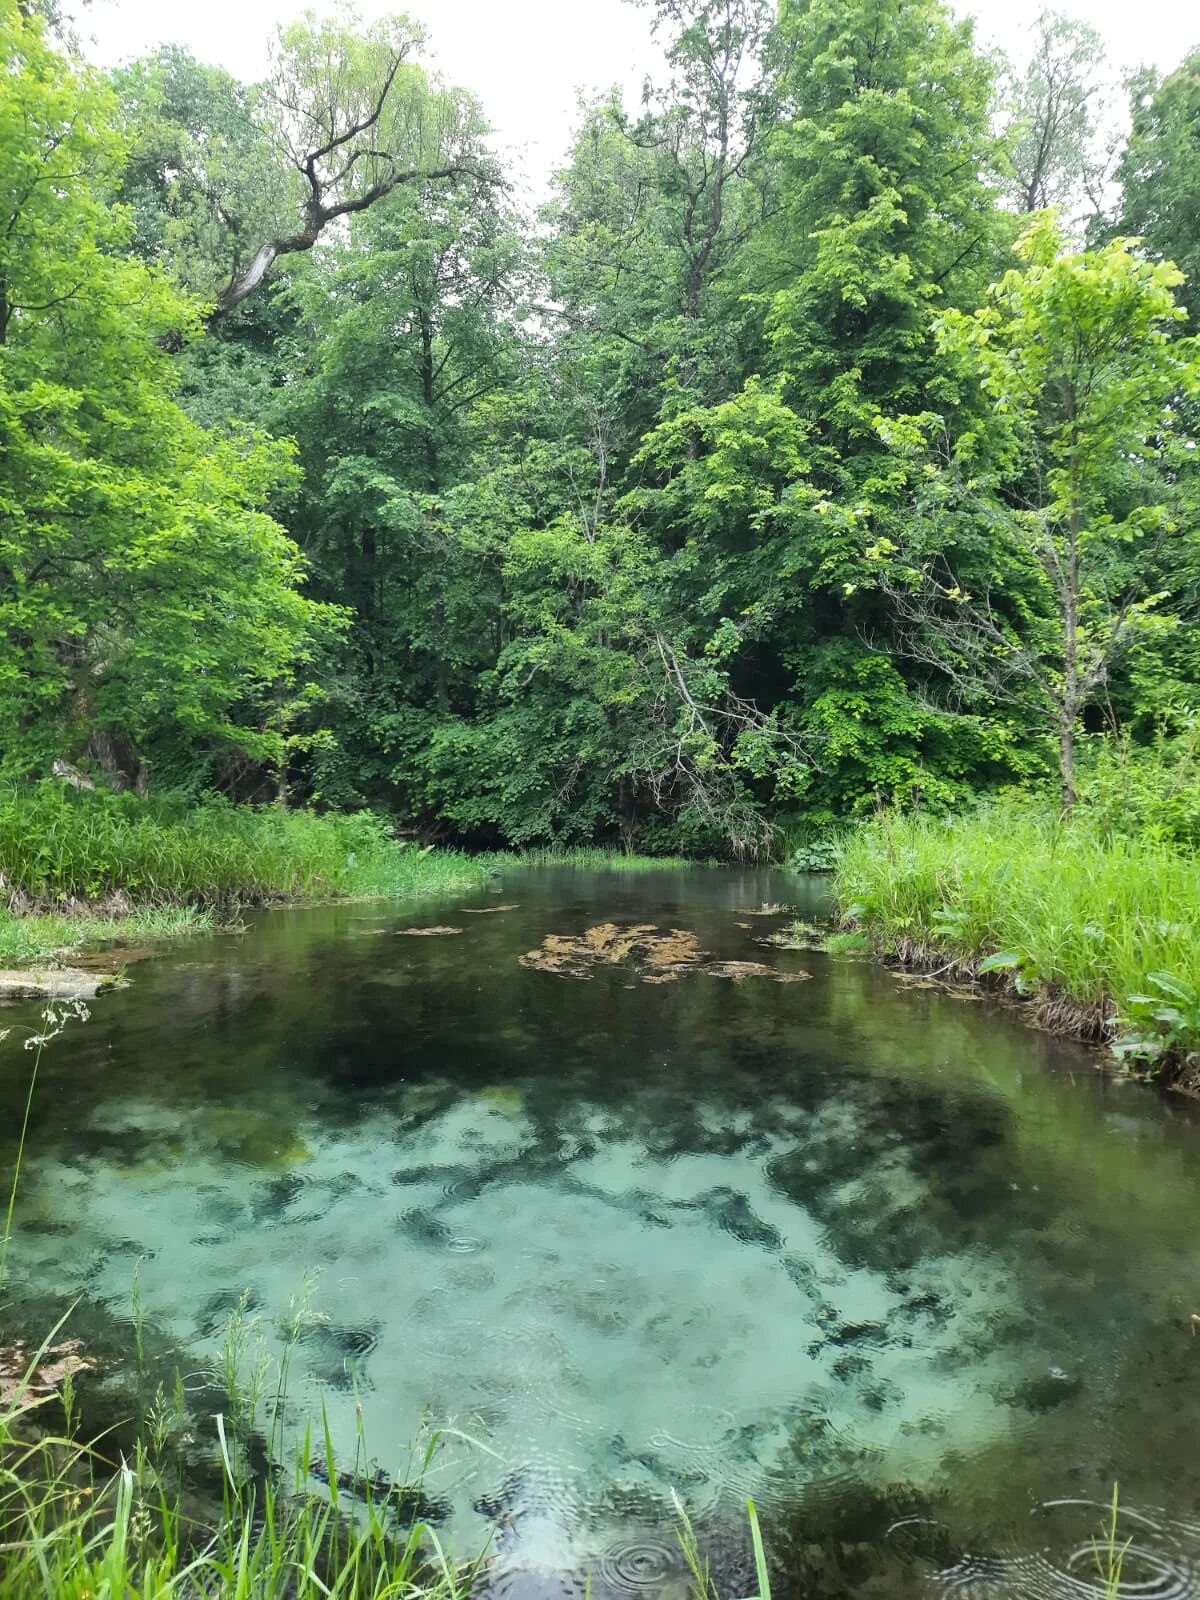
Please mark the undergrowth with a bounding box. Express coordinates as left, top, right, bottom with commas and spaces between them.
484, 846, 699, 871
835, 800, 1200, 1074
0, 783, 488, 912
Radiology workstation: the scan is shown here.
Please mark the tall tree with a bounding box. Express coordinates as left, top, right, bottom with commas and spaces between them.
267, 172, 523, 811
622, 0, 1020, 821
874, 220, 1200, 808
1003, 10, 1110, 225
0, 2, 337, 783
1113, 51, 1200, 322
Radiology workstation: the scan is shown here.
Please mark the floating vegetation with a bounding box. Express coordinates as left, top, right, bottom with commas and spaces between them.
519, 922, 697, 980
889, 973, 983, 1001
519, 923, 805, 985
702, 961, 811, 984
756, 932, 818, 951
393, 926, 463, 937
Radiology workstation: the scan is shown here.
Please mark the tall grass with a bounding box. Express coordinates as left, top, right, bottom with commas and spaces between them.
0, 906, 214, 968
835, 800, 1200, 1070
0, 784, 488, 911
0, 1352, 482, 1599
482, 847, 699, 872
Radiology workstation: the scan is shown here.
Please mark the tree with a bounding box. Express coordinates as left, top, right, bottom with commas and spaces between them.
212, 9, 494, 317
873, 219, 1200, 809
1003, 10, 1111, 225
1113, 51, 1200, 322
618, 0, 1022, 820
111, 46, 290, 306
111, 10, 495, 320
0, 3, 338, 783
763, 0, 1009, 465
627, 0, 775, 404
268, 173, 523, 811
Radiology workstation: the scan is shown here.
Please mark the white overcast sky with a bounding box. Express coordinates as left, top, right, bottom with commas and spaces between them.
82, 0, 1199, 198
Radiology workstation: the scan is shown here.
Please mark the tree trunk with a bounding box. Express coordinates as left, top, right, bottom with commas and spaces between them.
1058, 712, 1076, 812
618, 774, 637, 852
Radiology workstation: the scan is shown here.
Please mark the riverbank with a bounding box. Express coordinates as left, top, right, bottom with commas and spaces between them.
0, 786, 703, 977
833, 802, 1200, 1087
0, 783, 493, 977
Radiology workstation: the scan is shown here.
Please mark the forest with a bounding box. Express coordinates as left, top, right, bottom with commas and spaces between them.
4, 0, 1198, 858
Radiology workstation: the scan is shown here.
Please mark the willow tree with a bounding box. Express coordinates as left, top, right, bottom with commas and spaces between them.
113, 9, 495, 321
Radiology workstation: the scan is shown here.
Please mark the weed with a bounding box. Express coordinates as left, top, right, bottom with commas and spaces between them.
1093, 1483, 1130, 1600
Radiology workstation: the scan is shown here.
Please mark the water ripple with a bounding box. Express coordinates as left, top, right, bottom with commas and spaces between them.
937, 1501, 1199, 1600
594, 1533, 678, 1595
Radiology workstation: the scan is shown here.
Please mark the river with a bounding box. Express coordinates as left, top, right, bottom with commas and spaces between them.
4, 865, 1200, 1599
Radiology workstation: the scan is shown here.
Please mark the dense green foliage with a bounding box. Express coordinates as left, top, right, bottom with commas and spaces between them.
1, 0, 1198, 856
0, 4, 340, 791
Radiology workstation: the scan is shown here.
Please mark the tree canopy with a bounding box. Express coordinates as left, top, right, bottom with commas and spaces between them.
2, 0, 1198, 846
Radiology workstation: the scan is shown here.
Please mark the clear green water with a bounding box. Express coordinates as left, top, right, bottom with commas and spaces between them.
5, 866, 1200, 1599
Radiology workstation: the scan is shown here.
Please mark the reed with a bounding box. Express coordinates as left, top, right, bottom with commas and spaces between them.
0, 1374, 482, 1600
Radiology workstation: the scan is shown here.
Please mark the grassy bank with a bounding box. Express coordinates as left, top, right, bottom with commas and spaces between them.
481, 846, 697, 871
0, 905, 216, 968
834, 802, 1200, 1080
0, 784, 490, 907
0, 784, 491, 970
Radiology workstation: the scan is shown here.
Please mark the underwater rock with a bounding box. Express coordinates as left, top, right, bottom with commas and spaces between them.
70, 947, 157, 968
306, 1455, 450, 1522
0, 967, 121, 1001
0, 1338, 94, 1404
1012, 1366, 1084, 1412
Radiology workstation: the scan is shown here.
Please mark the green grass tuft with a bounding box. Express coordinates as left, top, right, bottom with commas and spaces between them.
485, 846, 700, 872
0, 905, 215, 968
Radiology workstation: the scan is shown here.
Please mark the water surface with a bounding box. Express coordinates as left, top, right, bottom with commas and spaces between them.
5, 866, 1200, 1599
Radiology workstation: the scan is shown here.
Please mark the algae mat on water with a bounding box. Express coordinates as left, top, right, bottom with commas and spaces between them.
518, 922, 810, 984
